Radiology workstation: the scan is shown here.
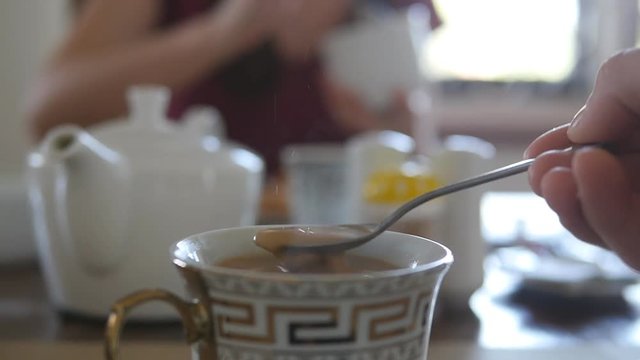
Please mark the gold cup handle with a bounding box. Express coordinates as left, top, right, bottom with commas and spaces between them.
104, 289, 211, 360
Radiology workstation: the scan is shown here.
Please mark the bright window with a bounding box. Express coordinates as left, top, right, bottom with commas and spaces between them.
425, 0, 579, 82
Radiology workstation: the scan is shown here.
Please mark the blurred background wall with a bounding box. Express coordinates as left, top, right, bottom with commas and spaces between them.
0, 0, 69, 175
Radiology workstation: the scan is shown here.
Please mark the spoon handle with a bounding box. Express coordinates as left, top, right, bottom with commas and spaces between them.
374, 143, 613, 238
374, 158, 535, 237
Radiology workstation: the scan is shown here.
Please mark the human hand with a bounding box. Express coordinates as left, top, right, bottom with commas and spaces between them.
525, 48, 640, 271
322, 77, 414, 135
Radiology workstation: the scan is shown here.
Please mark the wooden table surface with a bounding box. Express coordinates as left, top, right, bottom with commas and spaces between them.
3, 340, 640, 360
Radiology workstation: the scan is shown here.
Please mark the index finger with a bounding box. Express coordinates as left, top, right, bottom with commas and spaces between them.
523, 123, 572, 158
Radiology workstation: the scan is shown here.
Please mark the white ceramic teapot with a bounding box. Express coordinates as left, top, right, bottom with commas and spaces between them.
27, 86, 264, 319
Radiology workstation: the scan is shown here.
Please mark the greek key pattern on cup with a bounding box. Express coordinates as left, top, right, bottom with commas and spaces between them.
203, 267, 444, 300
209, 291, 433, 346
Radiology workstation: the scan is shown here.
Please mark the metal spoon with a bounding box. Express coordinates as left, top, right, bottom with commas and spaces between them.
254, 157, 535, 254
255, 144, 615, 254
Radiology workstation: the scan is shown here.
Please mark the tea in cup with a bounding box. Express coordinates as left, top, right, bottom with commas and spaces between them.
105, 225, 452, 359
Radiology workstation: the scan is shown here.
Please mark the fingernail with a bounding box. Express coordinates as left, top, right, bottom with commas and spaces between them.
569, 106, 586, 129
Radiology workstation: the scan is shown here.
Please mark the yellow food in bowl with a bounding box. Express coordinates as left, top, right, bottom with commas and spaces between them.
363, 169, 441, 204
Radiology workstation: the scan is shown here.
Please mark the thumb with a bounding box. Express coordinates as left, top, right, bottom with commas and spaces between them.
573, 147, 640, 270
568, 48, 640, 144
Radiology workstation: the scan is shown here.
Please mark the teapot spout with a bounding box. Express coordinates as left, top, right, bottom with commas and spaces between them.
39, 124, 120, 164
34, 124, 130, 275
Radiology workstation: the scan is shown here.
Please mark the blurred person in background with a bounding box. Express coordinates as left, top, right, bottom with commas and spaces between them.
25, 0, 441, 176
526, 48, 640, 272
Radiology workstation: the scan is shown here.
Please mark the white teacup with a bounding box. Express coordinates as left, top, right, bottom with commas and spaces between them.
323, 4, 430, 111
105, 225, 452, 360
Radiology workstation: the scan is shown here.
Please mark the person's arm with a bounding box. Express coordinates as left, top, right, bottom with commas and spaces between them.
525, 48, 640, 271
26, 0, 280, 140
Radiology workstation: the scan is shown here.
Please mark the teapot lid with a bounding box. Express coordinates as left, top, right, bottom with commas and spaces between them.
89, 85, 204, 144
80, 85, 209, 162
83, 85, 263, 174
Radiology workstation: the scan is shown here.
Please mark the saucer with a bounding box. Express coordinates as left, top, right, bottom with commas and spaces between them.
488, 246, 639, 298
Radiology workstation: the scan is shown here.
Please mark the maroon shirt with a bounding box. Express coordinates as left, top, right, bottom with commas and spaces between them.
161, 0, 440, 175
162, 0, 354, 176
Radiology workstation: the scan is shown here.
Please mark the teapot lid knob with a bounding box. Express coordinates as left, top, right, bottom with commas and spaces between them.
127, 85, 170, 129
182, 106, 226, 139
